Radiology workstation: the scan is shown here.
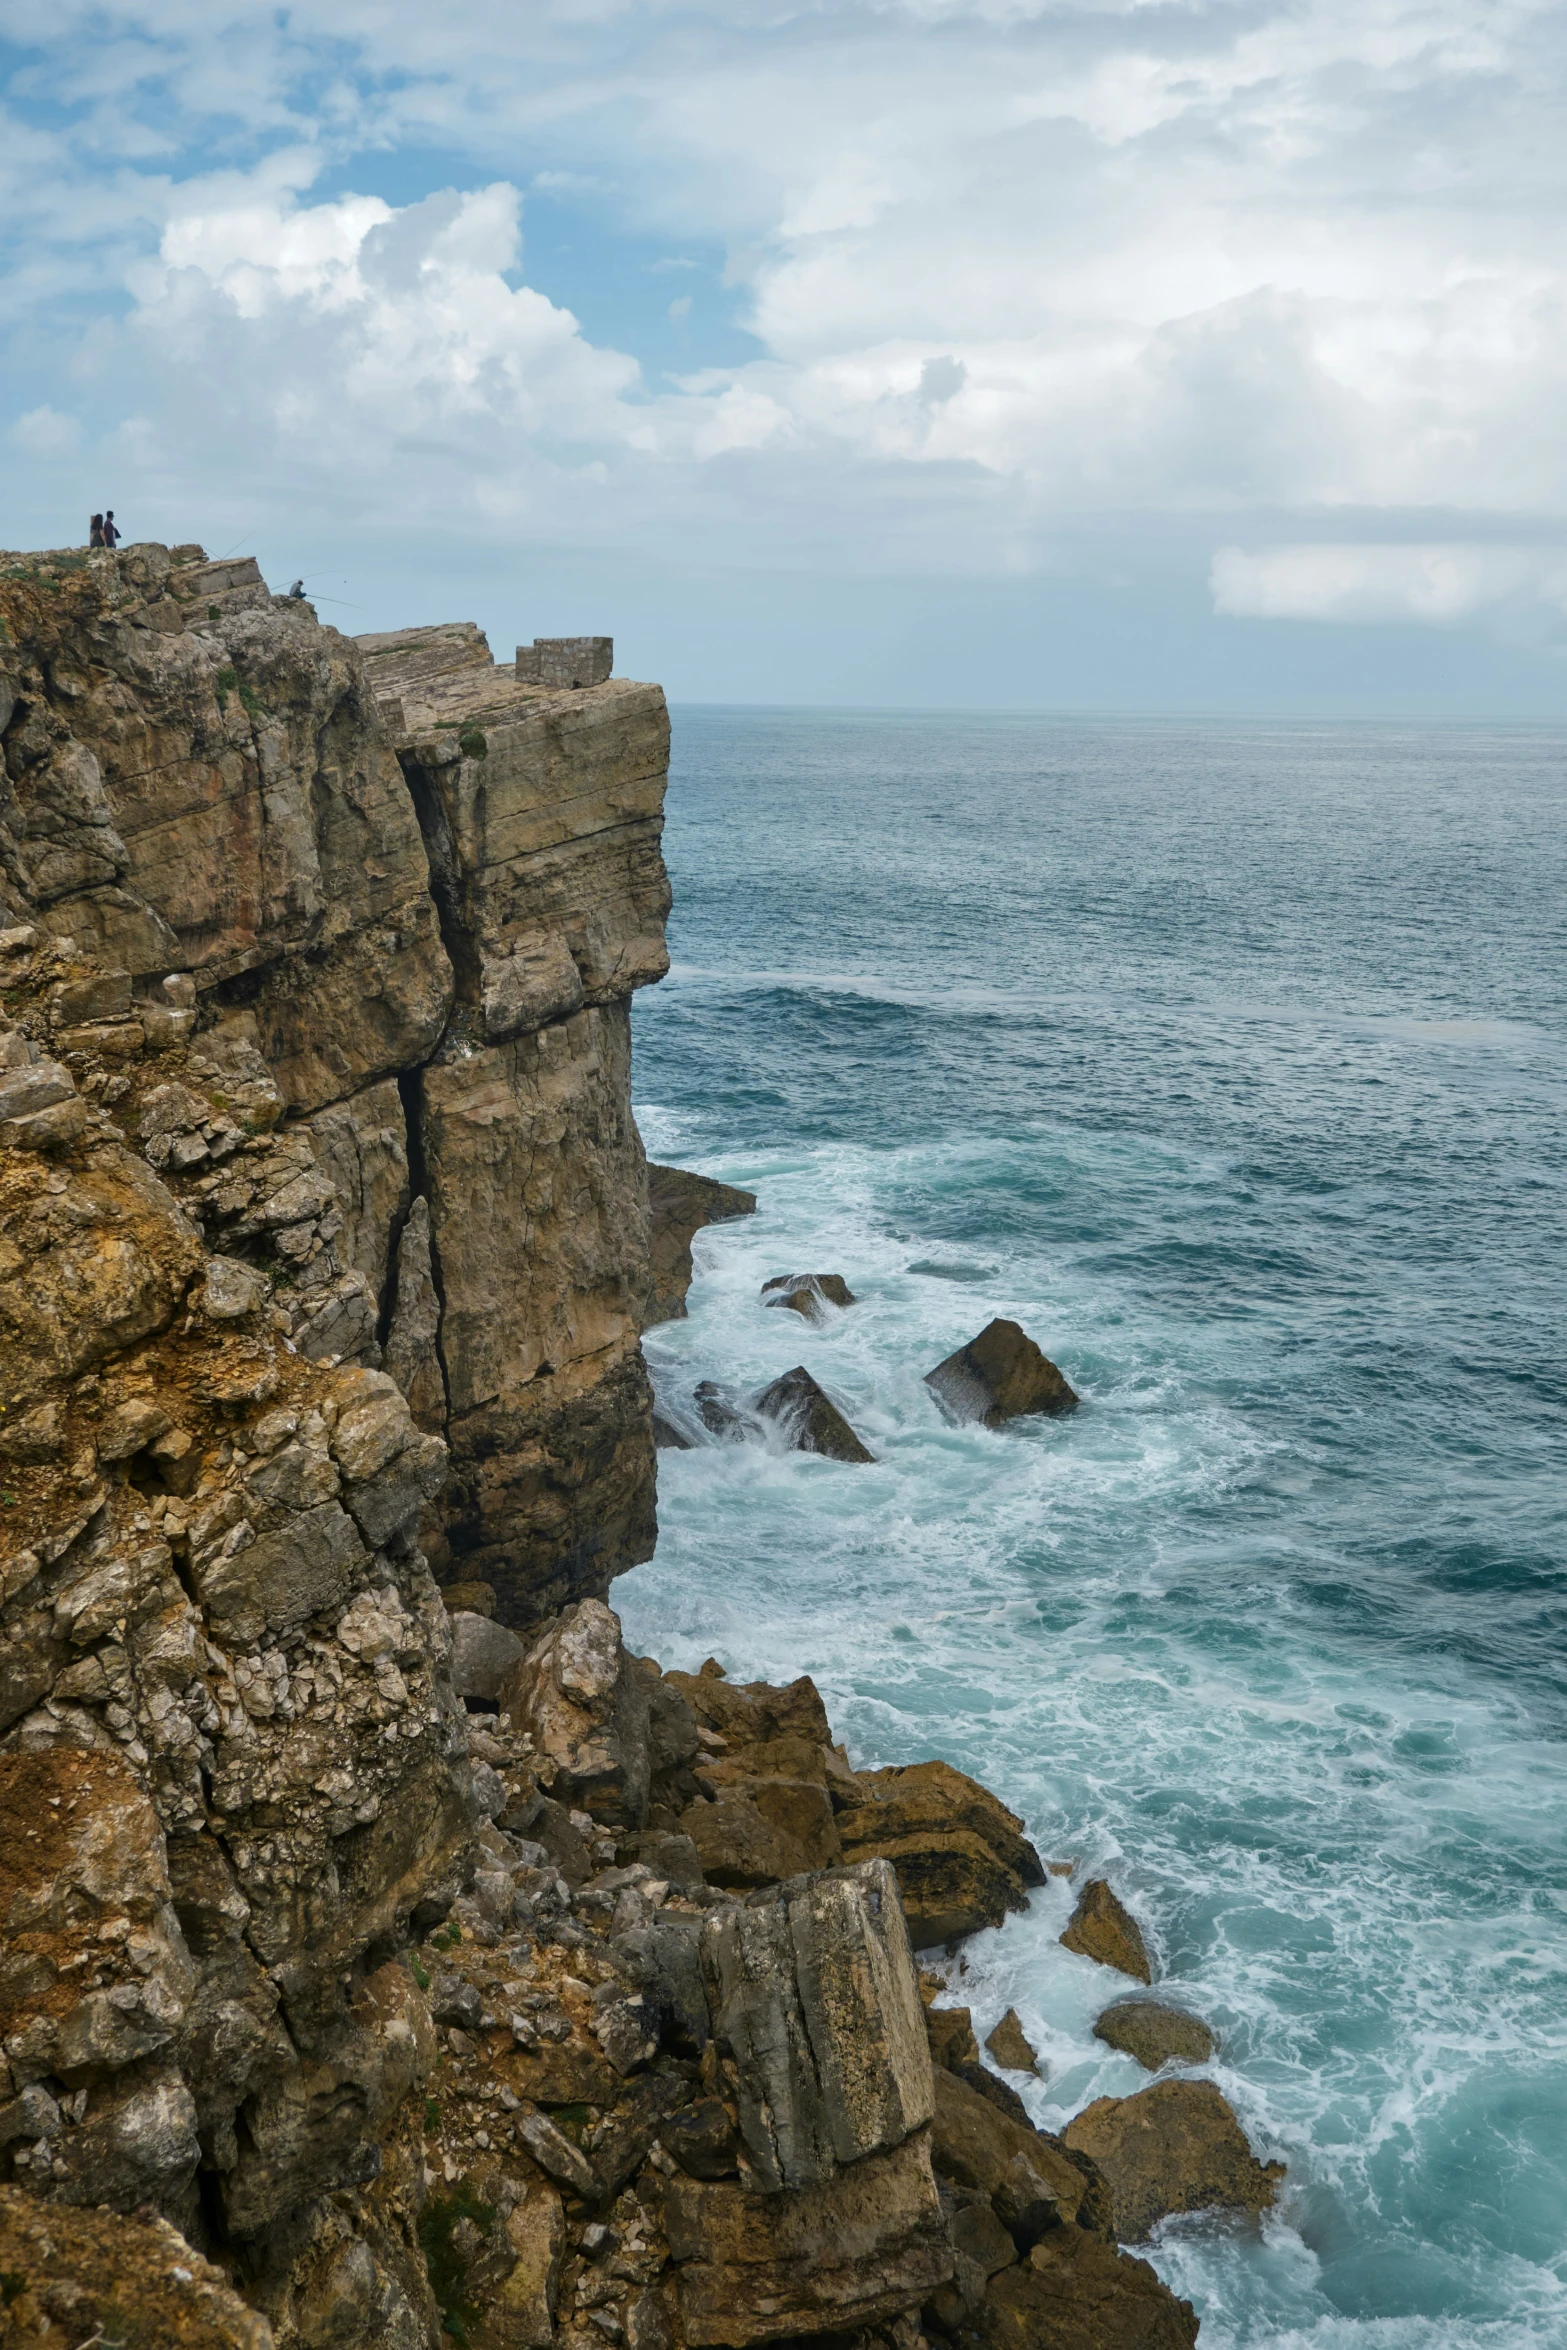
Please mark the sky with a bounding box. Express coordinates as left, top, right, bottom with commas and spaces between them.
4, 0, 1567, 710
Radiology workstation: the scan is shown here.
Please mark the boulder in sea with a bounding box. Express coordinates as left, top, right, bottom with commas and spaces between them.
985, 2007, 1042, 2076
647, 1163, 757, 1325
1060, 1877, 1153, 1982
654, 1406, 695, 1450
925, 1317, 1080, 1426
693, 1379, 754, 1440
762, 1272, 857, 1320
1062, 2078, 1284, 2242
754, 1364, 877, 1462
1094, 1998, 1215, 2072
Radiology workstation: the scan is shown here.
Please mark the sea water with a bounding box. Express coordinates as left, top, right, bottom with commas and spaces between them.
616, 708, 1567, 2348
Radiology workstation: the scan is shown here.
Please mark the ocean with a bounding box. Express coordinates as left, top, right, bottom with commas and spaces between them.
617, 707, 1567, 2348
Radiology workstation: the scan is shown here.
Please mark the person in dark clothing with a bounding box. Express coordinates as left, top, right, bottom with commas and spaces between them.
101, 511, 120, 548
89, 515, 105, 547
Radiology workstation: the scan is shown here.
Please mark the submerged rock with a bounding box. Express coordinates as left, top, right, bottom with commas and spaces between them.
762, 1273, 857, 1320
647, 1163, 758, 1325
1094, 1999, 1215, 2072
1060, 1878, 1153, 1983
924, 1317, 1080, 1427
1062, 2078, 1285, 2242
753, 1365, 877, 1462
654, 1406, 696, 1449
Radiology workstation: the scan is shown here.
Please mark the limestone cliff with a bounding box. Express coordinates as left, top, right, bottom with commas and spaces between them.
0, 543, 1214, 2350
0, 545, 669, 1629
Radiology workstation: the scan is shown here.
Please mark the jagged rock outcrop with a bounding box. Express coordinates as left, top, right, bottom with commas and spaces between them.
1060, 1879, 1153, 1983
646, 1163, 758, 1325
0, 546, 673, 1628
925, 1319, 1080, 1427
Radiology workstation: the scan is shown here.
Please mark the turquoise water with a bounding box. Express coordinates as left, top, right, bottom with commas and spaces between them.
618, 710, 1567, 2347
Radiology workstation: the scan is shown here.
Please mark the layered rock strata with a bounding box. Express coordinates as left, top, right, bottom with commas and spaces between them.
0, 546, 672, 1629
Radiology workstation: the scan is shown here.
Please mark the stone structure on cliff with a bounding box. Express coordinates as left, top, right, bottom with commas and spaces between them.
0, 541, 1272, 2349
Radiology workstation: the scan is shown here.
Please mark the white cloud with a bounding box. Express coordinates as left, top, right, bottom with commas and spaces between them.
6, 0, 1567, 633
1210, 543, 1567, 625
12, 404, 81, 455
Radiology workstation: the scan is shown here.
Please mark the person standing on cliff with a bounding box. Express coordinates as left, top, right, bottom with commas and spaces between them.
88, 514, 104, 547
101, 511, 121, 548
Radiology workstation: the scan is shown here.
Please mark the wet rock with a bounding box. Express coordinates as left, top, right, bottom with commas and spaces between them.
761, 1274, 856, 1321
1062, 2079, 1284, 2242
499, 1598, 653, 1828
693, 1380, 757, 1441
449, 1608, 528, 1703
930, 2068, 1093, 2242
1093, 2001, 1215, 2072
969, 2226, 1199, 2350
985, 2010, 1041, 2076
654, 1408, 696, 1449
663, 2131, 951, 2347
924, 1319, 1079, 1428
836, 1760, 1045, 1949
647, 1163, 758, 1326
1060, 1881, 1152, 1984
753, 1367, 876, 1464
0, 2185, 273, 2348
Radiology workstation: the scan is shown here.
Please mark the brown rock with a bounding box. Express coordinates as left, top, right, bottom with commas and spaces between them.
761, 1274, 856, 1321
682, 1792, 821, 1890
1093, 2001, 1215, 2072
930, 2068, 1091, 2238
0, 2186, 273, 2348
924, 1318, 1079, 1427
647, 1162, 757, 1325
753, 1366, 876, 1463
1060, 1880, 1152, 1984
664, 2129, 950, 2347
1063, 2079, 1284, 2242
968, 2227, 1199, 2350
837, 1760, 1045, 1948
499, 1597, 652, 1826
441, 1578, 497, 1616
667, 1669, 833, 1751
925, 2002, 981, 2074
985, 2009, 1041, 2075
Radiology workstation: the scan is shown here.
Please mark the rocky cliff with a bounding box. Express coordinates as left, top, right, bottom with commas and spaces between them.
0, 544, 668, 1632
0, 543, 1228, 2350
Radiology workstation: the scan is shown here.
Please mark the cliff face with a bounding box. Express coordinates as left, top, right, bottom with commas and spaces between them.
0, 546, 669, 1630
